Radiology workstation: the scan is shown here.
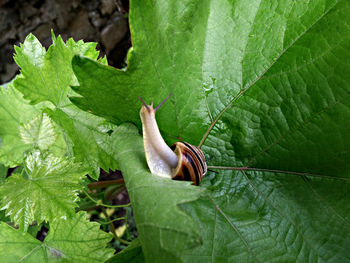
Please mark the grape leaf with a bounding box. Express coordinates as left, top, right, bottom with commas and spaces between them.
0, 222, 44, 263
0, 85, 66, 166
13, 33, 99, 106
180, 170, 350, 262
0, 212, 114, 263
19, 113, 57, 150
45, 104, 118, 178
0, 163, 9, 222
0, 151, 86, 231
13, 33, 118, 179
0, 164, 7, 183
106, 238, 145, 263
70, 0, 350, 262
110, 124, 202, 262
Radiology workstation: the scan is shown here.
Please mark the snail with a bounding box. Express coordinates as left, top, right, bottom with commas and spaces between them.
139, 94, 207, 186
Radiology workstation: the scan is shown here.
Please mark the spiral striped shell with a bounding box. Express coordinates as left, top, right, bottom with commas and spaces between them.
170, 142, 207, 185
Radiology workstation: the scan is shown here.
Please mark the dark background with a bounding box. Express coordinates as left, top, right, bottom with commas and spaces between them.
0, 0, 131, 84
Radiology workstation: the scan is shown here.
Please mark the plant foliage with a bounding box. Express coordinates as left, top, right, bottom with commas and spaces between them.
0, 212, 113, 262
0, 151, 86, 231
0, 0, 349, 262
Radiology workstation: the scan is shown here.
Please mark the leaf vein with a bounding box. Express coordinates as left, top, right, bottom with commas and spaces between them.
198, 1, 340, 147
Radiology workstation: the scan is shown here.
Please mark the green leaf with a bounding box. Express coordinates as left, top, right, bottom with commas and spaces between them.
0, 222, 44, 263
13, 33, 119, 178
19, 113, 56, 150
44, 212, 114, 262
0, 212, 114, 263
46, 104, 118, 179
0, 164, 7, 183
0, 85, 40, 166
0, 85, 66, 166
200, 0, 350, 176
110, 124, 202, 262
106, 238, 145, 263
181, 170, 350, 262
0, 151, 86, 231
71, 0, 350, 262
27, 223, 43, 239
13, 33, 99, 106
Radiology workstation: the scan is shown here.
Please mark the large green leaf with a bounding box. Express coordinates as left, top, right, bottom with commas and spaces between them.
0, 85, 66, 166
71, 0, 350, 262
13, 34, 118, 179
182, 170, 350, 262
108, 124, 202, 262
0, 212, 114, 263
0, 151, 86, 231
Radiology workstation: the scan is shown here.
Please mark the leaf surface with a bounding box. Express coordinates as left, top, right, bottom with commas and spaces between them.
0, 212, 113, 263
0, 85, 65, 166
0, 164, 7, 183
181, 170, 350, 262
110, 124, 202, 262
13, 34, 118, 178
71, 0, 350, 262
19, 113, 57, 150
106, 238, 145, 263
0, 151, 86, 231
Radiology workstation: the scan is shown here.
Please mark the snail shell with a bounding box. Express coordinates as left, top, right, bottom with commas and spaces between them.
171, 142, 207, 185
139, 95, 207, 185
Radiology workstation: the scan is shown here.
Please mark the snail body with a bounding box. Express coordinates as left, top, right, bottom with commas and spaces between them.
139, 95, 207, 185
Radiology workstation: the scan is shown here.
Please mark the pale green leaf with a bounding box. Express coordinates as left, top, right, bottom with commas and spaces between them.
0, 212, 114, 263
19, 113, 56, 150
0, 85, 66, 166
13, 33, 99, 106
45, 104, 118, 179
0, 164, 7, 183
0, 85, 39, 166
44, 212, 114, 262
13, 33, 119, 178
0, 151, 86, 231
0, 222, 44, 263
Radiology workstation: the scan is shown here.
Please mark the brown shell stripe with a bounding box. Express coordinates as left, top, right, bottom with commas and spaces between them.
180, 142, 206, 185
182, 142, 207, 177
171, 143, 197, 184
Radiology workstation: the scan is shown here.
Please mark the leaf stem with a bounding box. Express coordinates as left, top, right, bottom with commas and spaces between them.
125, 207, 131, 240
98, 217, 126, 225
102, 209, 131, 245
79, 205, 101, 212
88, 179, 125, 189
83, 189, 131, 208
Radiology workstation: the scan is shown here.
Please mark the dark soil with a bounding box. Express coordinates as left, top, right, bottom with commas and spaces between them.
0, 0, 131, 84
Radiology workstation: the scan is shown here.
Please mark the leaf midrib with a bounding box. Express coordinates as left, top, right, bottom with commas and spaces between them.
198, 0, 340, 148
207, 166, 350, 182
208, 195, 260, 262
